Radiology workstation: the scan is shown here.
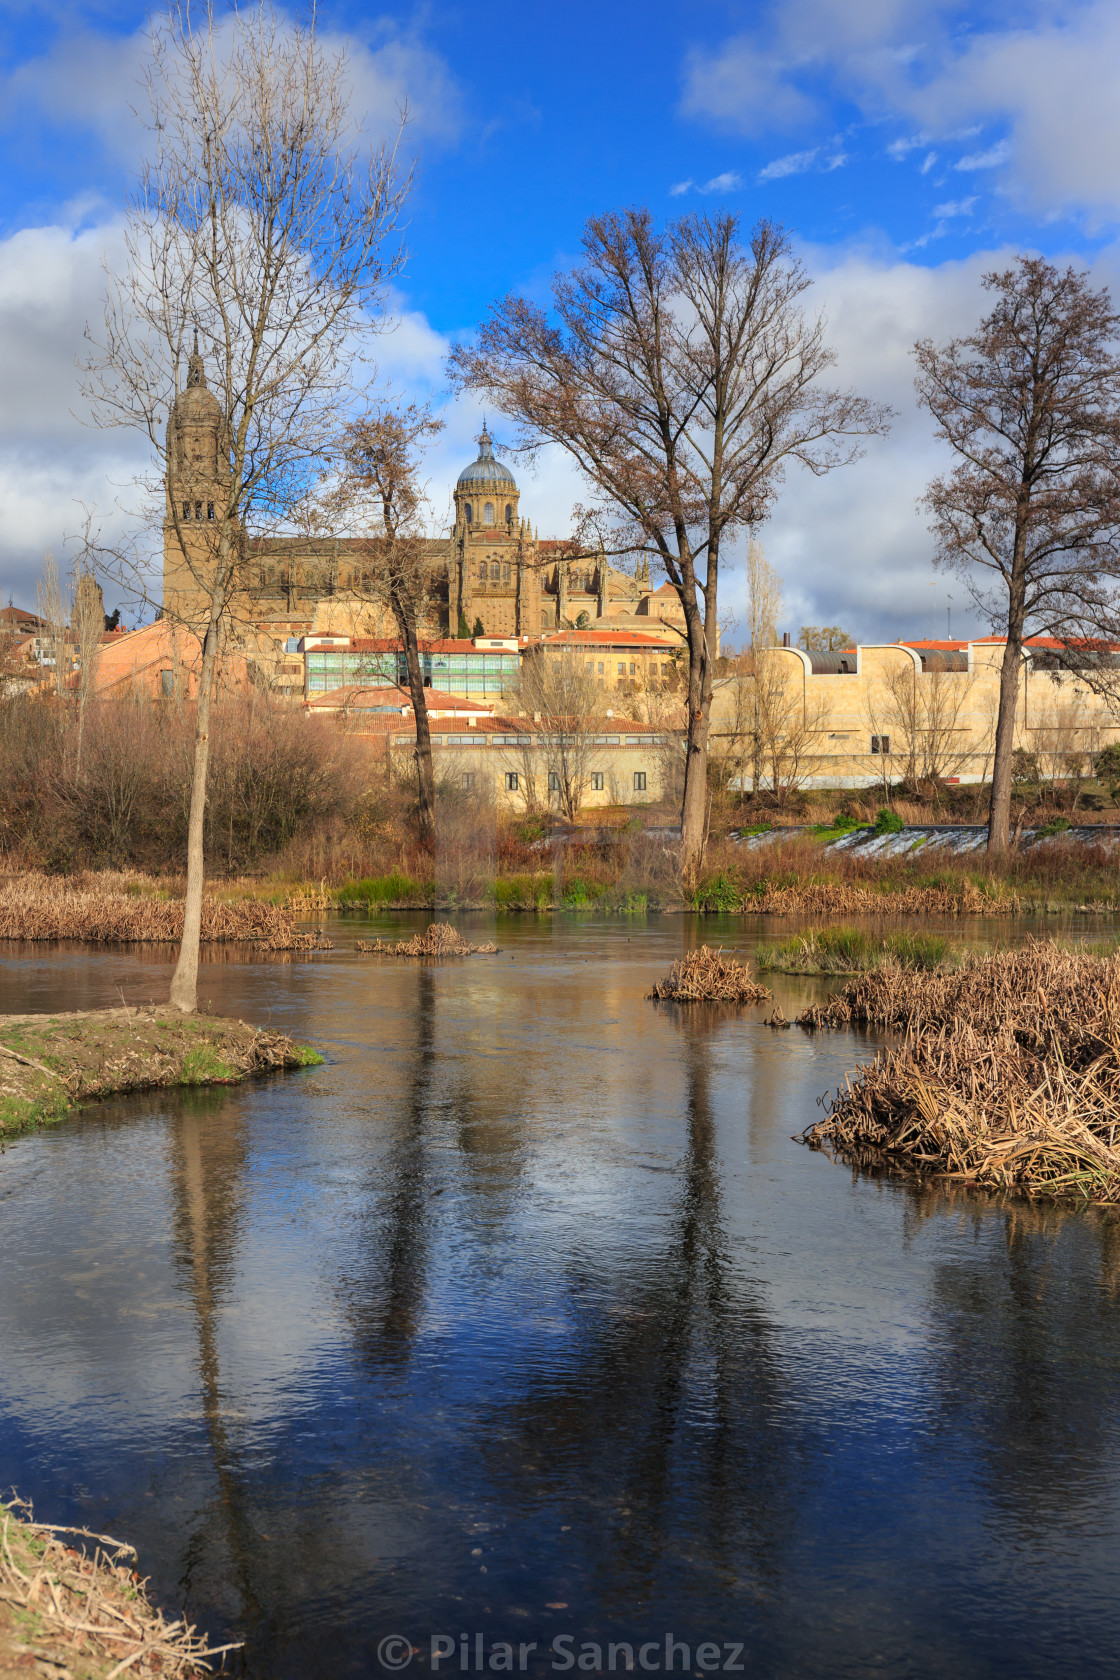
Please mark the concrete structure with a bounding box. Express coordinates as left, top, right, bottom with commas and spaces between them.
711, 637, 1120, 791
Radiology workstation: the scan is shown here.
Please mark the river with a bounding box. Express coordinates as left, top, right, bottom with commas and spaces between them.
2, 915, 1120, 1679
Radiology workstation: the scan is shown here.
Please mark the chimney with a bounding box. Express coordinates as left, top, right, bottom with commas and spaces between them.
782, 631, 790, 647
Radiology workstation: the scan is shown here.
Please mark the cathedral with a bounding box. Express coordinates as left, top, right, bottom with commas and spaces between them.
163, 347, 682, 661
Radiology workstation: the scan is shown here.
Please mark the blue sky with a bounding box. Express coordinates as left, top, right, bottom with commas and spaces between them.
1, 0, 1118, 641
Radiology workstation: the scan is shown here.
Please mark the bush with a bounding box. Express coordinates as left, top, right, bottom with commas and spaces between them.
874, 807, 904, 835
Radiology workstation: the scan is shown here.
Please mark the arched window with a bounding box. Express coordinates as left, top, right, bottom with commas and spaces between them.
464, 503, 472, 523
502, 563, 511, 585
484, 501, 495, 524
505, 503, 513, 523
182, 501, 190, 520
490, 560, 500, 581
478, 560, 487, 582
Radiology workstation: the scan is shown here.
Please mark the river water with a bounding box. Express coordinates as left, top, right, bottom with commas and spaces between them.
2, 916, 1120, 1680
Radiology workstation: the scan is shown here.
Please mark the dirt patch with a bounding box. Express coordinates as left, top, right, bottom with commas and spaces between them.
0, 1008, 322, 1143
0, 1498, 235, 1678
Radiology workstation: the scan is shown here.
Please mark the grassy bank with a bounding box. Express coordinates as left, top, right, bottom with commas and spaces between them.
0, 872, 333, 948
0, 1498, 234, 1677
800, 942, 1120, 1204
0, 1007, 322, 1142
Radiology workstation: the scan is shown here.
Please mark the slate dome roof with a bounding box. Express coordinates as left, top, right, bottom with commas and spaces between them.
456, 426, 517, 489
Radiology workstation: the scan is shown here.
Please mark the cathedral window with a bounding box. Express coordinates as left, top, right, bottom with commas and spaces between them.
479, 560, 487, 582
207, 501, 215, 520
502, 564, 511, 585
464, 503, 472, 523
505, 504, 513, 523
490, 561, 500, 581
484, 501, 495, 524
194, 501, 203, 521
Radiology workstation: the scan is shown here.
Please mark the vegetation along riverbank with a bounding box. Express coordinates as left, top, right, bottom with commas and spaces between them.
0, 1007, 322, 1142
0, 1498, 235, 1677
801, 942, 1120, 1204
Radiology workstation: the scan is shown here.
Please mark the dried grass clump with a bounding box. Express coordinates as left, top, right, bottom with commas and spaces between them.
356, 921, 498, 957
0, 1497, 238, 1676
649, 945, 771, 1003
0, 873, 331, 950
754, 879, 1015, 916
801, 941, 1120, 1202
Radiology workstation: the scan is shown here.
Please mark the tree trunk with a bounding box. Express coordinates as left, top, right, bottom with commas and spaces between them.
169, 613, 220, 1013
390, 585, 435, 845
679, 553, 716, 876
987, 633, 1024, 854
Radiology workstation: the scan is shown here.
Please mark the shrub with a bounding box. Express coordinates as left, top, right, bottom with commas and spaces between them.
874, 807, 904, 835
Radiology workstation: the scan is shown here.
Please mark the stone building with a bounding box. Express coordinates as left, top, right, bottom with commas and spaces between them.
163, 355, 684, 669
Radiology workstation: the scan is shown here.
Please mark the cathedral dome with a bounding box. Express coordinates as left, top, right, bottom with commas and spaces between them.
456, 426, 517, 489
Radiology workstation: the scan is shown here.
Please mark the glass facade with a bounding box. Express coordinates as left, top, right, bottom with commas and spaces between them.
305, 650, 520, 695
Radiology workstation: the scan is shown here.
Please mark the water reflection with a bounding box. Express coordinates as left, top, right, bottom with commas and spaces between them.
2, 919, 1120, 1679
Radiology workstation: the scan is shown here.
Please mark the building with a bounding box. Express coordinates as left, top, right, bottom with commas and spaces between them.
162, 345, 688, 678
712, 637, 1120, 791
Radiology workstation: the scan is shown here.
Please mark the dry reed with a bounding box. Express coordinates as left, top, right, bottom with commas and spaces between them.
0, 873, 331, 950
356, 921, 498, 957
0, 1497, 237, 1676
801, 941, 1120, 1202
751, 879, 1016, 916
649, 945, 771, 1003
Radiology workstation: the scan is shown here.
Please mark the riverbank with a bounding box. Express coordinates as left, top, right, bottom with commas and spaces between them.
801, 942, 1120, 1203
0, 1498, 234, 1677
0, 1007, 322, 1142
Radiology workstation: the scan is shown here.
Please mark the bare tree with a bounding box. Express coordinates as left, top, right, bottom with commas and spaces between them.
751, 652, 827, 804
797, 624, 852, 651
449, 211, 887, 875
517, 648, 603, 822
82, 1, 409, 1011
323, 404, 444, 844
72, 568, 105, 778
915, 256, 1120, 852
35, 554, 71, 702
872, 660, 975, 789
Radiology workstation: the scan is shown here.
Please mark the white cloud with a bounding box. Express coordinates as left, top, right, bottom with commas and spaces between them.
932, 197, 976, 217
955, 140, 1011, 172
699, 171, 744, 194
759, 147, 819, 182
680, 0, 1120, 220
920, 152, 937, 174
669, 180, 694, 197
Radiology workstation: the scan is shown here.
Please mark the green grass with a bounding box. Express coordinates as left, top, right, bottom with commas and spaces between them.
339, 870, 425, 906
755, 924, 956, 974
180, 1044, 236, 1084
291, 1044, 325, 1067
0, 1084, 70, 1139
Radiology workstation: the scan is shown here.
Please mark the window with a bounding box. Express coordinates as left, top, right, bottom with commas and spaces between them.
541, 612, 550, 631
590, 772, 604, 791
871, 735, 890, 755
194, 501, 202, 520
160, 670, 174, 697
585, 660, 592, 672
617, 661, 625, 675
479, 560, 487, 582
502, 564, 511, 585
548, 772, 560, 792
484, 501, 495, 524
182, 501, 190, 520
491, 561, 500, 581
629, 662, 636, 676
206, 501, 214, 520
633, 771, 647, 792
597, 661, 604, 674
464, 503, 472, 523
505, 503, 513, 522
461, 772, 475, 790
505, 771, 519, 791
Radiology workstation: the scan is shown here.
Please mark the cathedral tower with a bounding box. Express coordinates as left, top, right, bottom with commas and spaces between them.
163, 333, 229, 622
451, 428, 540, 637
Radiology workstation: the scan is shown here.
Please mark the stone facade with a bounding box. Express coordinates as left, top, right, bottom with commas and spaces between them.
163, 366, 686, 668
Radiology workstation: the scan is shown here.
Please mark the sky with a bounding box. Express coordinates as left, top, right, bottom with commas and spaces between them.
1, 0, 1119, 644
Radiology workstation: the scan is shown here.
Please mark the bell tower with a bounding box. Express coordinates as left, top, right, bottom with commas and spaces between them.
163, 332, 229, 621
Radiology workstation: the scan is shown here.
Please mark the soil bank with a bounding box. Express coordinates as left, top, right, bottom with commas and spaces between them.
0, 1007, 322, 1142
